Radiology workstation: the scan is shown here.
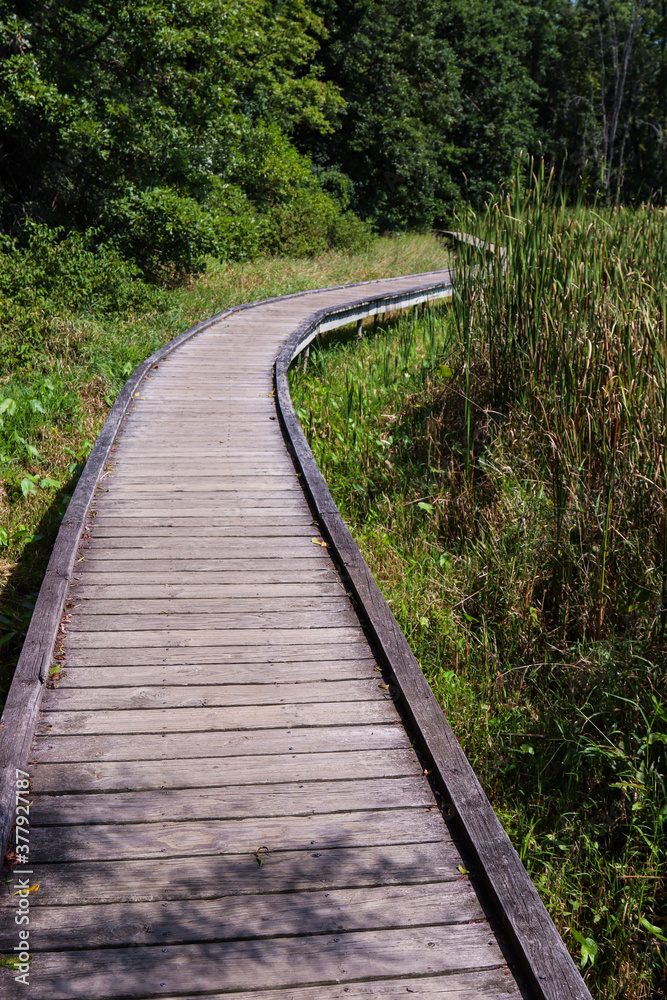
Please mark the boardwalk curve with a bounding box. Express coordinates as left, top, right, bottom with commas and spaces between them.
1, 272, 592, 999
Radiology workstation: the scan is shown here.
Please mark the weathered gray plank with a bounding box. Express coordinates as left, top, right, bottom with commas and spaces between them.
60, 641, 372, 666
82, 973, 521, 1000
30, 807, 447, 862
67, 597, 353, 615
30, 748, 420, 793
24, 841, 463, 905
29, 723, 407, 763
86, 524, 319, 537
30, 775, 431, 824
65, 610, 359, 632
42, 678, 386, 710
69, 584, 346, 599
77, 545, 330, 560
36, 700, 398, 735
0, 882, 483, 951
51, 658, 377, 688
3, 924, 506, 1000
64, 626, 364, 648
74, 564, 337, 579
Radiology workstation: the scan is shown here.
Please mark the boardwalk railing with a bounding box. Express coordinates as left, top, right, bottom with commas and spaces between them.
1, 269, 593, 1000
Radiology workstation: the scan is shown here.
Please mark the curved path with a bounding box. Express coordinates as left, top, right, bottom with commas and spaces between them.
1, 272, 591, 999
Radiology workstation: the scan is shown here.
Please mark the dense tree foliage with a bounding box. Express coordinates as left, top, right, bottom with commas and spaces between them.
0, 1, 665, 268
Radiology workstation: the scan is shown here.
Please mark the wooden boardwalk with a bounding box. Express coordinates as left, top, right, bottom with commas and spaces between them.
1, 273, 591, 999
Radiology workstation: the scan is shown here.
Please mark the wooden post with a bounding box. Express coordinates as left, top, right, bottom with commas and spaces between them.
356, 318, 363, 342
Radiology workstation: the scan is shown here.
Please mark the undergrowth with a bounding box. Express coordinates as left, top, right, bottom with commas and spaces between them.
290, 172, 667, 997
0, 232, 449, 705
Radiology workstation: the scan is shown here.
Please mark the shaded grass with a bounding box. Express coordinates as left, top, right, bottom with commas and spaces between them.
290, 183, 667, 998
0, 233, 449, 704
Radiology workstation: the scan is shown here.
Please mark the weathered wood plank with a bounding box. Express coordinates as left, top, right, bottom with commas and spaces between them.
64, 626, 364, 648
65, 610, 359, 632
67, 597, 353, 614
78, 544, 330, 560
0, 882, 483, 951
75, 973, 521, 1000
29, 723, 407, 763
49, 659, 378, 689
30, 807, 447, 862
105, 476, 301, 489
0, 271, 543, 1000
29, 748, 420, 793
74, 562, 336, 577
25, 841, 462, 905
30, 775, 432, 824
42, 678, 386, 711
35, 700, 398, 735
2, 924, 506, 1000
87, 524, 318, 537
69, 584, 347, 599
60, 642, 372, 667
173, 974, 522, 1000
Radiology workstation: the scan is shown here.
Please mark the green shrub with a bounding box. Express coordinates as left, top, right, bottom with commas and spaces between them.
204, 181, 266, 263
104, 187, 219, 283
0, 225, 153, 315
263, 188, 373, 257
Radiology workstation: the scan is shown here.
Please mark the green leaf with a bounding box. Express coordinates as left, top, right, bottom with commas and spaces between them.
20, 478, 38, 497
39, 477, 61, 490
417, 501, 434, 512
639, 917, 667, 943
0, 397, 17, 416
437, 364, 453, 378
570, 928, 598, 967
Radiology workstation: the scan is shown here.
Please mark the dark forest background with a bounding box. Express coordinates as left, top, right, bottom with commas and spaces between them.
1, 1, 665, 274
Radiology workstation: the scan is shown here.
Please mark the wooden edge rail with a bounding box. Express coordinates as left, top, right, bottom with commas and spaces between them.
273, 280, 595, 1000
0, 267, 446, 856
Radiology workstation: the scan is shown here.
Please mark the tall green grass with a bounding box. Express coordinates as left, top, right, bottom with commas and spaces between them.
291, 172, 667, 997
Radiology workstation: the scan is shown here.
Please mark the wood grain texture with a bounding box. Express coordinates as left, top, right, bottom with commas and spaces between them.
0, 882, 483, 950
29, 775, 432, 824
61, 641, 374, 667
45, 658, 378, 688
35, 700, 399, 735
29, 722, 408, 762
29, 748, 422, 793
3, 924, 506, 1000
24, 841, 464, 905
29, 807, 448, 862
42, 677, 388, 710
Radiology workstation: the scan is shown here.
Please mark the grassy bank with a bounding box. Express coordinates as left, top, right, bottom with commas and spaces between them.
290, 179, 666, 997
0, 233, 449, 706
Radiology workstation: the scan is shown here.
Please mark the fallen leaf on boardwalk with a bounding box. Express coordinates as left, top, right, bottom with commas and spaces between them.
378, 683, 390, 690
0, 957, 32, 969
254, 846, 270, 867
13, 884, 39, 896
311, 538, 327, 547
457, 865, 470, 875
